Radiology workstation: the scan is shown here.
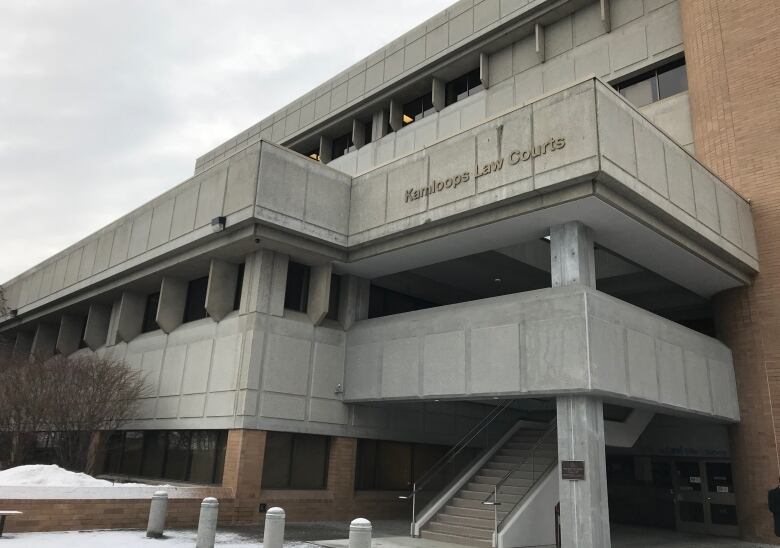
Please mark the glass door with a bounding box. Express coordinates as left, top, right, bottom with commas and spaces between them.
673, 460, 738, 537
674, 460, 707, 534
704, 462, 739, 536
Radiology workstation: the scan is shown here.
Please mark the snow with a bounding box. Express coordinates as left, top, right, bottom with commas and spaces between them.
0, 465, 145, 487
1, 529, 315, 547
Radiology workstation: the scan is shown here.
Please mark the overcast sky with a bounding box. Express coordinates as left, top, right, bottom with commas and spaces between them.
0, 0, 453, 282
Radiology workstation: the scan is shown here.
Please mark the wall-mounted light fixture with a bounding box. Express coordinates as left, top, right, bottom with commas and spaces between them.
211, 216, 227, 233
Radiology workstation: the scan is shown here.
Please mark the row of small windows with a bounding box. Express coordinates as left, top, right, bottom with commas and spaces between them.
284, 261, 341, 321
616, 58, 688, 108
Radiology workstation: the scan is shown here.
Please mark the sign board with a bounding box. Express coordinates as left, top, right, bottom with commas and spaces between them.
561, 460, 585, 480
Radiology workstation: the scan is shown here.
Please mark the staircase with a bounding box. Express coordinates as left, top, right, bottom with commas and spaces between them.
419, 427, 557, 547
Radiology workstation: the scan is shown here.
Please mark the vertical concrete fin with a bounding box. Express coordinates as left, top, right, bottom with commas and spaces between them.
206, 259, 239, 322
12, 331, 34, 360
84, 303, 111, 351
352, 119, 367, 149
269, 253, 289, 317
157, 277, 187, 334
246, 249, 274, 314
117, 291, 146, 342
432, 78, 446, 112
600, 0, 611, 33
389, 99, 403, 132
319, 135, 333, 163
535, 23, 546, 64
550, 221, 596, 288
479, 52, 490, 89
372, 110, 389, 141
31, 323, 58, 359
339, 275, 370, 330
56, 314, 84, 356
307, 263, 333, 325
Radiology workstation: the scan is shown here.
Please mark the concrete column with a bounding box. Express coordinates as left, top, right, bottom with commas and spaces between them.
105, 298, 122, 346
600, 0, 611, 33
84, 303, 111, 350
479, 52, 490, 89
389, 99, 403, 132
338, 275, 370, 330
349, 518, 372, 548
222, 430, 266, 522
535, 23, 545, 64
372, 110, 389, 141
156, 276, 187, 333
550, 221, 595, 288
319, 135, 333, 163
307, 263, 333, 325
268, 253, 289, 317
556, 396, 610, 548
205, 259, 239, 322
245, 249, 274, 314
12, 331, 33, 360
31, 323, 57, 359
352, 119, 367, 149
263, 507, 285, 548
195, 497, 219, 548
116, 292, 146, 343
146, 491, 168, 538
432, 78, 445, 112
56, 314, 84, 356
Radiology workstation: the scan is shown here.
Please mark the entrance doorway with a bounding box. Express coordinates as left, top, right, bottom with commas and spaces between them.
672, 459, 738, 536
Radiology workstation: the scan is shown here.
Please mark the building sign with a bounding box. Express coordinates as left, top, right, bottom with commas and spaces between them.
404, 137, 566, 203
561, 460, 585, 480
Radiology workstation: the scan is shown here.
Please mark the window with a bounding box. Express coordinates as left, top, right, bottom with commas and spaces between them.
445, 68, 484, 106
141, 292, 160, 333
233, 263, 245, 311
183, 276, 209, 323
368, 285, 435, 319
331, 132, 354, 160
261, 432, 329, 489
101, 430, 227, 484
306, 148, 320, 161
402, 93, 435, 126
616, 58, 688, 108
363, 120, 373, 145
325, 274, 341, 321
284, 261, 310, 312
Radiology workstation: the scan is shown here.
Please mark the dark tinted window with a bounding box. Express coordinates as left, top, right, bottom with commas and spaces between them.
233, 263, 245, 311
445, 68, 483, 106
331, 132, 354, 160
657, 62, 688, 98
616, 58, 687, 108
142, 292, 160, 333
402, 93, 435, 126
183, 277, 209, 323
78, 316, 88, 348
284, 262, 310, 312
262, 432, 329, 489
326, 274, 341, 321
368, 285, 435, 318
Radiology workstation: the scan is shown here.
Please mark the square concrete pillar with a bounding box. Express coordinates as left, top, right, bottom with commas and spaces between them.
268, 253, 289, 317
319, 135, 333, 163
116, 291, 146, 343
84, 303, 111, 350
550, 221, 595, 288
206, 259, 239, 322
245, 249, 274, 314
12, 331, 33, 360
307, 263, 333, 325
31, 323, 58, 359
432, 78, 445, 112
56, 314, 85, 356
389, 99, 403, 132
372, 110, 389, 141
338, 275, 370, 330
157, 276, 187, 333
535, 23, 545, 64
222, 429, 266, 523
557, 395, 611, 548
352, 119, 367, 149
479, 52, 490, 89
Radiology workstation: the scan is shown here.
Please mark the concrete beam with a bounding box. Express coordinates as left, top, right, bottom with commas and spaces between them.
84, 303, 111, 351
319, 135, 333, 163
157, 276, 187, 333
550, 222, 595, 288
372, 110, 389, 141
56, 314, 84, 356
432, 78, 445, 112
557, 395, 611, 548
352, 119, 367, 149
600, 0, 611, 33
339, 275, 370, 330
31, 323, 58, 359
479, 52, 489, 89
307, 263, 333, 325
116, 292, 146, 343
389, 99, 403, 132
205, 259, 239, 322
535, 23, 545, 64
12, 331, 33, 360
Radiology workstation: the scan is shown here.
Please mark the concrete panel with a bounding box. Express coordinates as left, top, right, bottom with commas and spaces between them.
209, 333, 242, 392
349, 172, 387, 234
611, 0, 644, 28
309, 398, 348, 424
304, 170, 350, 234
486, 78, 515, 117
180, 394, 206, 418
117, 292, 146, 343
474, 0, 499, 31
92, 232, 114, 274
159, 345, 186, 396
205, 391, 236, 417
646, 2, 682, 55
716, 186, 742, 247
170, 184, 199, 239
258, 144, 307, 219
78, 240, 97, 281
109, 223, 131, 266
260, 392, 305, 420
684, 350, 712, 413
610, 25, 648, 71
386, 157, 427, 222
331, 82, 348, 110
205, 259, 239, 322
634, 120, 668, 197
64, 248, 82, 287
449, 9, 473, 45
84, 303, 111, 351
224, 144, 260, 215
181, 339, 213, 394
656, 340, 687, 408
381, 337, 420, 398
50, 256, 68, 294
156, 396, 179, 419
598, 88, 637, 176
428, 136, 477, 208
404, 37, 425, 70
423, 331, 466, 396
263, 333, 310, 396
525, 316, 588, 390
470, 324, 520, 393
38, 264, 55, 299
141, 348, 164, 384
489, 45, 513, 85
488, 106, 533, 191
128, 210, 152, 258
691, 166, 720, 232
574, 42, 611, 78
346, 343, 382, 399
589, 317, 627, 394
157, 276, 187, 334
513, 34, 539, 74
573, 1, 606, 46
664, 144, 695, 216
311, 342, 345, 399
626, 329, 659, 400
56, 314, 84, 356
384, 50, 404, 81
710, 359, 739, 419
147, 199, 174, 249
545, 16, 573, 58
365, 61, 384, 91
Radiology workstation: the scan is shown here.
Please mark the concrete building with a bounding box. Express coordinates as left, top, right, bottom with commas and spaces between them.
0, 0, 777, 546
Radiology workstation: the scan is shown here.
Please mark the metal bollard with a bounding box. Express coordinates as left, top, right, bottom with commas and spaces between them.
349, 518, 372, 548
146, 491, 168, 538
195, 497, 219, 548
262, 507, 286, 548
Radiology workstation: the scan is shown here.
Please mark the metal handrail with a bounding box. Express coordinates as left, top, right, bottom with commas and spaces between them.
399, 399, 513, 536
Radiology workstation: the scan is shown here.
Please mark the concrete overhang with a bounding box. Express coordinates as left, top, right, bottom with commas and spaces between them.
343, 284, 740, 423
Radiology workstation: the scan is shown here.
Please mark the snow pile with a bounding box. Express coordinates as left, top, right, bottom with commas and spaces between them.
0, 465, 115, 487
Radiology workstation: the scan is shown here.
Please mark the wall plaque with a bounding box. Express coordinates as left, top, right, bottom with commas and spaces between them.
561, 460, 585, 480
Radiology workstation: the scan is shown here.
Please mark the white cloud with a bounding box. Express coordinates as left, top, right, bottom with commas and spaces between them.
0, 0, 453, 282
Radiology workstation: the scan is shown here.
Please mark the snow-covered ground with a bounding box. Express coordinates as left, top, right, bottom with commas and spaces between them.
0, 529, 314, 547
0, 464, 155, 487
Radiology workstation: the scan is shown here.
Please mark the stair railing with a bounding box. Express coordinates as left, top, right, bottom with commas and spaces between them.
399, 399, 513, 536
482, 419, 557, 547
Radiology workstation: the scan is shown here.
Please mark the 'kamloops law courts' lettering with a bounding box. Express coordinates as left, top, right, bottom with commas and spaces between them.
405, 137, 566, 203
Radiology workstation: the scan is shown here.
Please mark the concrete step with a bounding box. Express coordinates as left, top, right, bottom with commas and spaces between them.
420, 529, 493, 548
441, 504, 504, 520
437, 512, 495, 530
465, 482, 530, 497
427, 521, 493, 539
472, 474, 533, 487
458, 490, 523, 505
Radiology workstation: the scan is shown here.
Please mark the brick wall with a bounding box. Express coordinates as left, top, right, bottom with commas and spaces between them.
681, 0, 780, 542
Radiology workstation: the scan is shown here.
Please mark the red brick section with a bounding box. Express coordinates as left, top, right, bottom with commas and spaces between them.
221, 428, 266, 523
681, 0, 780, 542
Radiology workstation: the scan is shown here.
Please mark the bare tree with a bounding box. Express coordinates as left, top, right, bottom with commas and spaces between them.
0, 285, 6, 317
0, 352, 148, 470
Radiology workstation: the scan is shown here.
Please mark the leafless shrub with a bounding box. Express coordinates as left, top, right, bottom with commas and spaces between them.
0, 352, 148, 470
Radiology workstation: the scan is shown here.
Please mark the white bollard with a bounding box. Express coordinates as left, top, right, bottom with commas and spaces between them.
195, 497, 219, 548
349, 518, 372, 548
146, 491, 168, 538
262, 507, 286, 548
